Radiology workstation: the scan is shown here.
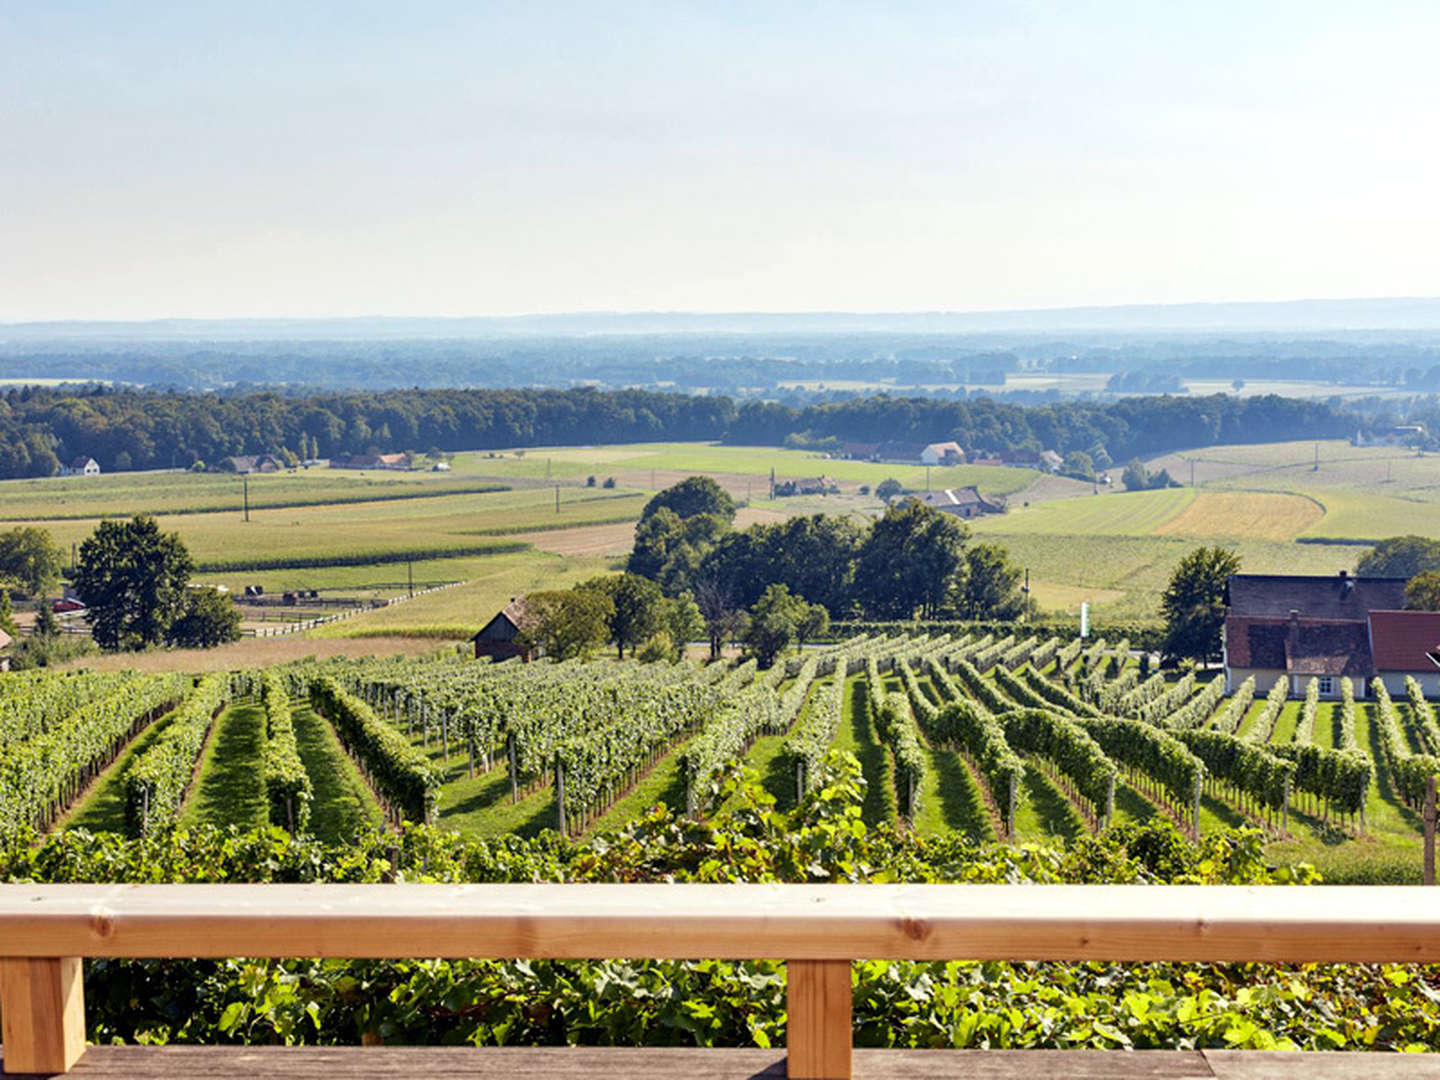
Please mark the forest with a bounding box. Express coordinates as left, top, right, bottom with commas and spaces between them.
0, 385, 1361, 479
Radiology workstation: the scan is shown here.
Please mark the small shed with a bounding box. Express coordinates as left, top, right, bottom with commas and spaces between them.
472, 598, 535, 662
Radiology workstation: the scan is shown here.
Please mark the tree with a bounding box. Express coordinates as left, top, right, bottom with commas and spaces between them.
854, 499, 968, 619
795, 602, 830, 650
1359, 536, 1440, 578
875, 477, 904, 501
949, 542, 1026, 620
520, 588, 613, 660
167, 587, 243, 648
744, 584, 825, 667
693, 576, 747, 661
1122, 459, 1150, 492
0, 526, 65, 597
73, 516, 195, 651
1405, 570, 1440, 611
1161, 546, 1242, 665
32, 600, 59, 639
662, 593, 705, 660
1062, 451, 1094, 480
579, 573, 665, 658
639, 476, 736, 523
0, 590, 15, 638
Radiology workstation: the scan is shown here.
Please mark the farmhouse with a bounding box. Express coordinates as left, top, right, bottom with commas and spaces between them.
1221, 571, 1426, 698
332, 452, 410, 470
911, 486, 1004, 519
776, 475, 839, 497
472, 598, 536, 662
841, 441, 880, 461
920, 441, 964, 465
60, 456, 100, 477
221, 454, 283, 474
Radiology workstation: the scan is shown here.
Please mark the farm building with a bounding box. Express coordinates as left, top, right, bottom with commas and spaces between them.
472, 598, 536, 662
220, 454, 283, 474
920, 441, 965, 465
775, 476, 839, 497
841, 441, 880, 461
1221, 571, 1425, 698
331, 452, 410, 470
60, 456, 100, 477
910, 486, 1004, 519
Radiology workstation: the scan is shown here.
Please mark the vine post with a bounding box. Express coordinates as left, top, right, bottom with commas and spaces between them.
1425, 774, 1436, 886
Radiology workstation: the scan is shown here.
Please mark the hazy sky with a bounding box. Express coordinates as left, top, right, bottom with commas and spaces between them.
3, 2, 1439, 320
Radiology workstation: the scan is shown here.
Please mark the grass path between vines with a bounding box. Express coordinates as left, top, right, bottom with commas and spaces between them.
838, 675, 896, 828
292, 705, 384, 843
181, 704, 269, 831
63, 711, 179, 834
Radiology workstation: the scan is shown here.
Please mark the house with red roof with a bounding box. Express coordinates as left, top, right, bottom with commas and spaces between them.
1222, 572, 1440, 699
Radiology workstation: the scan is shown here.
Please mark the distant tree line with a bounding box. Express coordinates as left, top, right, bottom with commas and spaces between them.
0, 384, 1355, 480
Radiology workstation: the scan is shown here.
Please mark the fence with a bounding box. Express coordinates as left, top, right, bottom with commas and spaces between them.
4, 882, 1440, 1077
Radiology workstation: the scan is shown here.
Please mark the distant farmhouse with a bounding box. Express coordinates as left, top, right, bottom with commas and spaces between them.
331, 452, 410, 470
910, 486, 1005, 519
775, 475, 839, 497
1223, 572, 1440, 698
472, 598, 536, 662
1352, 425, 1425, 448
219, 454, 283, 474
60, 456, 100, 477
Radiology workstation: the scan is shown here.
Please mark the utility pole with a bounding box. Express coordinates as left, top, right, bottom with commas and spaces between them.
555, 484, 560, 514
1314, 443, 1319, 472
926, 465, 931, 492
1189, 458, 1195, 487
408, 559, 414, 598
243, 475, 250, 522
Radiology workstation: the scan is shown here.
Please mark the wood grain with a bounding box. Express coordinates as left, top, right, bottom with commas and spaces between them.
0, 956, 85, 1074
3, 884, 1440, 963
787, 960, 851, 1079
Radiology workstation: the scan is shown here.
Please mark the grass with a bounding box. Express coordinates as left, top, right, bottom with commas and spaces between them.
64, 711, 178, 833
837, 676, 896, 828
589, 740, 690, 832
181, 704, 268, 831
63, 635, 458, 674
1153, 491, 1323, 541
969, 487, 1196, 537
912, 744, 996, 841
290, 706, 384, 843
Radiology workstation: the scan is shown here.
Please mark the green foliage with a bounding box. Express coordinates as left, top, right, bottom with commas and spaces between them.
125, 675, 234, 835
1000, 708, 1118, 820
640, 476, 737, 524
1358, 535, 1440, 578
167, 587, 243, 648
855, 499, 969, 619
579, 573, 667, 659
0, 525, 64, 597
1077, 716, 1204, 806
1160, 546, 1242, 664
1175, 730, 1294, 812
257, 672, 312, 835
947, 542, 1027, 620
522, 588, 614, 660
744, 584, 827, 667
1370, 678, 1440, 808
309, 677, 440, 825
1405, 570, 1440, 611
75, 515, 195, 650
925, 698, 1023, 834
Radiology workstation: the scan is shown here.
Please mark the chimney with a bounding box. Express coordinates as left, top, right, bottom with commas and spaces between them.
1338, 570, 1348, 579
1288, 609, 1301, 652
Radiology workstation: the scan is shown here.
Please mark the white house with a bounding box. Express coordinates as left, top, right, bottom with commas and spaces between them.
61, 456, 100, 477
919, 441, 965, 466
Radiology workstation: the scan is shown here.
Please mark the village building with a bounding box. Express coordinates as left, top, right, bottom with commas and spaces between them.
331, 452, 410, 470
60, 456, 100, 477
220, 454, 283, 474
472, 598, 536, 662
910, 486, 1005, 519
841, 441, 880, 461
1219, 572, 1439, 698
920, 441, 965, 466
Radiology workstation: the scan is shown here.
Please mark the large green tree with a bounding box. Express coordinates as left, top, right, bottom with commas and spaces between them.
1359, 536, 1440, 579
854, 499, 968, 619
743, 584, 826, 667
948, 542, 1026, 620
74, 516, 195, 651
1405, 570, 1440, 612
1160, 546, 1242, 664
580, 573, 666, 658
167, 587, 243, 648
521, 588, 614, 660
639, 475, 736, 523
0, 526, 65, 598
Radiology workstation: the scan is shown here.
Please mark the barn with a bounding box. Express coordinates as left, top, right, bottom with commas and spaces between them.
472, 598, 536, 662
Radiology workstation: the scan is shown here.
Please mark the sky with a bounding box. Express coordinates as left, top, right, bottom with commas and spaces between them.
3, 1, 1439, 321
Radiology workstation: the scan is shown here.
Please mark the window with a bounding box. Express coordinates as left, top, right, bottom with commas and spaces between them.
1318, 676, 1334, 696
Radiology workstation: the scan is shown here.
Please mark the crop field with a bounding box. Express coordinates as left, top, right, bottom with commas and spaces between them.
12, 633, 1429, 882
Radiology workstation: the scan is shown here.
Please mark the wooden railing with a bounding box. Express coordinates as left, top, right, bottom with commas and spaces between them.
3, 883, 1440, 1078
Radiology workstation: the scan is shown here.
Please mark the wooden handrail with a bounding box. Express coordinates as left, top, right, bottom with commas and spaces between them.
3, 883, 1440, 1078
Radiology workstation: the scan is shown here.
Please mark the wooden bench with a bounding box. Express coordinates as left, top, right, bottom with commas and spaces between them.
4, 883, 1440, 1079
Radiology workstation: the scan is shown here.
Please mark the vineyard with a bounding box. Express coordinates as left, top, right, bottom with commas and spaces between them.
1, 632, 1435, 876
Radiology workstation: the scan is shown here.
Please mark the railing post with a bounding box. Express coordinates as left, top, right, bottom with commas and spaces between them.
0, 956, 86, 1074
786, 959, 851, 1080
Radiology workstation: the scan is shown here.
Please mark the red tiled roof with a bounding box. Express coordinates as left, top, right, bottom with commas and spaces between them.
1224, 615, 1373, 677
1368, 610, 1440, 673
